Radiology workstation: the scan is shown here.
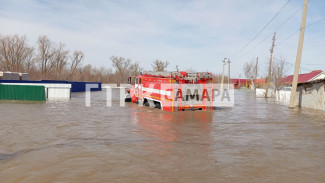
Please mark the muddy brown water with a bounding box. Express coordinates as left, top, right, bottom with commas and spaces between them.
0, 90, 324, 183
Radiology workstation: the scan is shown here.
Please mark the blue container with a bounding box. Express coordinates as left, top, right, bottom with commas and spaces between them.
0, 80, 102, 92
67, 81, 102, 92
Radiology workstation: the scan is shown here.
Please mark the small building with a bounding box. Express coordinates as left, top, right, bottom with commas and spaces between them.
281, 70, 325, 85
10, 72, 20, 80
296, 78, 325, 111
252, 78, 266, 89
0, 71, 29, 80
232, 79, 249, 89
2, 72, 12, 80
274, 78, 325, 111
19, 73, 29, 80
254, 79, 266, 84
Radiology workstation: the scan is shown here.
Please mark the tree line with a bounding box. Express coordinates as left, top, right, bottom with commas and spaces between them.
0, 34, 227, 84
0, 34, 148, 83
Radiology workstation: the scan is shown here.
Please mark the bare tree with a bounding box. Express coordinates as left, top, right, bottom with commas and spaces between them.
24, 54, 36, 73
0, 35, 34, 72
110, 56, 132, 84
273, 57, 288, 90
128, 62, 141, 77
69, 50, 84, 80
51, 43, 69, 79
152, 59, 169, 72
81, 64, 92, 81
243, 59, 258, 87
37, 35, 54, 78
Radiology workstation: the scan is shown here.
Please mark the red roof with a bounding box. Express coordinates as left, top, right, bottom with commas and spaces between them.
254, 79, 266, 84
232, 79, 248, 84
281, 70, 323, 83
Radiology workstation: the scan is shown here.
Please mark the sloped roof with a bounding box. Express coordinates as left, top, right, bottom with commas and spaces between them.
281, 70, 324, 83
232, 79, 248, 84
254, 79, 266, 84
298, 78, 325, 85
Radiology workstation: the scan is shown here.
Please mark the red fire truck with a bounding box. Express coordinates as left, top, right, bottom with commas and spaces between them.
127, 71, 214, 111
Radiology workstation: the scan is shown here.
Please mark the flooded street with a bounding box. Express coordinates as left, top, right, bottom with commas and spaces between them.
0, 90, 324, 183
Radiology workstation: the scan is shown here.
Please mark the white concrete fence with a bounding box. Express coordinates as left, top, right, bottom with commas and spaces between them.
1, 83, 71, 100
256, 84, 325, 111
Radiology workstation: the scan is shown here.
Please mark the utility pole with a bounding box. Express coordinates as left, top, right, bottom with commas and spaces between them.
289, 0, 309, 108
265, 32, 276, 98
255, 57, 258, 91
227, 59, 231, 90
277, 66, 281, 90
220, 58, 226, 94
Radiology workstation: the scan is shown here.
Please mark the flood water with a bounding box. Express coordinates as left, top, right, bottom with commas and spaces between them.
0, 89, 324, 183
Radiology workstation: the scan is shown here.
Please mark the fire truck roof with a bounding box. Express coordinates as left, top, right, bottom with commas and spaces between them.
140, 71, 213, 79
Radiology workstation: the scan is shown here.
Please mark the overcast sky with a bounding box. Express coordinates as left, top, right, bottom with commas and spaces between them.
0, 0, 324, 78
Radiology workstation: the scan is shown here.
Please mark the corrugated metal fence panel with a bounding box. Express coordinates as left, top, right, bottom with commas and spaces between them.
1, 83, 71, 100
0, 84, 45, 101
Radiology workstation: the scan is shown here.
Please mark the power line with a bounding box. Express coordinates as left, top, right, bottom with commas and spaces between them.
238, 4, 303, 58
301, 63, 325, 65
277, 30, 300, 46
229, 0, 292, 59
305, 17, 325, 27
273, 57, 312, 72
277, 18, 325, 46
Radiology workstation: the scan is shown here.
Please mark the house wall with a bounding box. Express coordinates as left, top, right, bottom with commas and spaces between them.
297, 82, 325, 111
258, 81, 325, 111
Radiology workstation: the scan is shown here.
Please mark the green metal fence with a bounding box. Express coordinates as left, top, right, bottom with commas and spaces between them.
0, 84, 46, 101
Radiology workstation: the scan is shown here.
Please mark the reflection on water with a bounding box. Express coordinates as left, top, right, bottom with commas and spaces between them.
130, 108, 213, 142
0, 89, 324, 183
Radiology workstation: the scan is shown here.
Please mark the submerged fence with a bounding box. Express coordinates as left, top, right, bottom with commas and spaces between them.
0, 84, 46, 101
0, 80, 101, 92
